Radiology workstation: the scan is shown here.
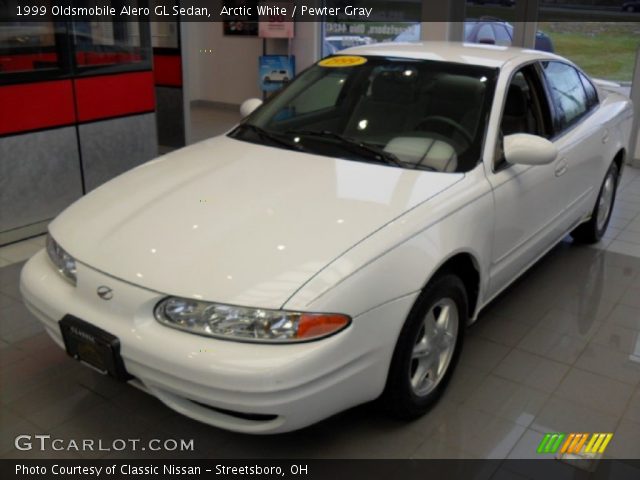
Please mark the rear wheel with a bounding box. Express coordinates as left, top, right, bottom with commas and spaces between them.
571, 162, 619, 244
382, 274, 467, 419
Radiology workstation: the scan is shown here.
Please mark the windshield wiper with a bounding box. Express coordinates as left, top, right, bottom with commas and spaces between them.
287, 130, 403, 167
233, 124, 304, 151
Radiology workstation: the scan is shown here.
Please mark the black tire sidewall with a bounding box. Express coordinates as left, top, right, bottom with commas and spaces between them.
384, 274, 468, 418
572, 161, 620, 244
594, 162, 619, 239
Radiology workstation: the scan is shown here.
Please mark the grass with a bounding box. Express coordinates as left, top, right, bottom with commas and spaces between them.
538, 23, 640, 82
326, 20, 640, 82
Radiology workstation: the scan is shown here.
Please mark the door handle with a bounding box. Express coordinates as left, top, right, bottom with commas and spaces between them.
555, 160, 568, 177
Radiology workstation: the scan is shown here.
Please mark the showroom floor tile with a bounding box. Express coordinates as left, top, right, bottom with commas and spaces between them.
1, 168, 640, 461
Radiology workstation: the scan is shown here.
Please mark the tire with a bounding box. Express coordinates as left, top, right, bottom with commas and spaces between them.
382, 274, 467, 419
571, 161, 619, 244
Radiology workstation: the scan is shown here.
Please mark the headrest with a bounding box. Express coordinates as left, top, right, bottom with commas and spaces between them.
370, 70, 416, 104
431, 74, 486, 102
504, 84, 527, 117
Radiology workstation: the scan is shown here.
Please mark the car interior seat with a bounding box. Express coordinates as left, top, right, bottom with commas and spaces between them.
344, 69, 418, 141
501, 84, 533, 135
421, 74, 487, 140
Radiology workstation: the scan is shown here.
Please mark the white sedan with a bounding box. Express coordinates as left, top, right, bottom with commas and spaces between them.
21, 42, 633, 434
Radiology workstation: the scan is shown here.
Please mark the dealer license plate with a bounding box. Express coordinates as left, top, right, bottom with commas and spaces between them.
59, 315, 131, 381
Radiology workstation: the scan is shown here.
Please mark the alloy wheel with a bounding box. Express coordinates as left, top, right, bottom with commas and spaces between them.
409, 298, 459, 397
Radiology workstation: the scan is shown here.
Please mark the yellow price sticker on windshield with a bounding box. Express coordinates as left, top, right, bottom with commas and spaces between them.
318, 56, 367, 68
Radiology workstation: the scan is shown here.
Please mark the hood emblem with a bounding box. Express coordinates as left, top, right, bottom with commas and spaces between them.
96, 286, 113, 300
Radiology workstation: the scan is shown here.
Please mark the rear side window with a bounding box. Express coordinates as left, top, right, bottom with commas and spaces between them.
541, 61, 589, 133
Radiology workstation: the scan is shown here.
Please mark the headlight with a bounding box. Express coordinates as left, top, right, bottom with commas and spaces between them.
154, 297, 351, 343
46, 234, 77, 285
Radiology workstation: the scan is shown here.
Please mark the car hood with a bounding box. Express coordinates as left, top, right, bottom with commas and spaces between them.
50, 136, 463, 309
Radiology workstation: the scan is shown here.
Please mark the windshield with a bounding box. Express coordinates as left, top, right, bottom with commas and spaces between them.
230, 56, 498, 173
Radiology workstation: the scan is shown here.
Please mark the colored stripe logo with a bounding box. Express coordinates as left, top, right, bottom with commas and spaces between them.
537, 433, 613, 455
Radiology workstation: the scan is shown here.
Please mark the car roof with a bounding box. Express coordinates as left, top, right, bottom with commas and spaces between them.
340, 41, 560, 68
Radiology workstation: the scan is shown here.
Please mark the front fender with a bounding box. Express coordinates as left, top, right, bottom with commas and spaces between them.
283, 167, 494, 320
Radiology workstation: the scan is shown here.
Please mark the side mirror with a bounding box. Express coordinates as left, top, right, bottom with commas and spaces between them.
240, 98, 263, 118
504, 133, 557, 166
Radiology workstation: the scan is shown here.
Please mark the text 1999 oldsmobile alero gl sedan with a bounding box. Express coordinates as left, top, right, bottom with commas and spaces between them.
21, 42, 633, 433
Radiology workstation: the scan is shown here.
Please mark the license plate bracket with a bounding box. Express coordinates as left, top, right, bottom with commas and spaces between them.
59, 315, 132, 382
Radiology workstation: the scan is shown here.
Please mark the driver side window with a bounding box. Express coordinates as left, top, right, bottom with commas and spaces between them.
496, 66, 552, 169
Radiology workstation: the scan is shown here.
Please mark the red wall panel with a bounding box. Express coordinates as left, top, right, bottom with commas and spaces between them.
74, 71, 155, 122
0, 80, 76, 135
0, 53, 58, 73
153, 55, 182, 87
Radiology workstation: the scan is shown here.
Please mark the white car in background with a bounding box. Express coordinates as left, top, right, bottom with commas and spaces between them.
21, 42, 633, 434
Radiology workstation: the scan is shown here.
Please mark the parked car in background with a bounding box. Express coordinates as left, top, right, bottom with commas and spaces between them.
394, 20, 554, 52
22, 43, 632, 434
622, 0, 640, 12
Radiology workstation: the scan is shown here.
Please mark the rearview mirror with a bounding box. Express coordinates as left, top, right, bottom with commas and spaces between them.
240, 98, 263, 118
504, 133, 557, 166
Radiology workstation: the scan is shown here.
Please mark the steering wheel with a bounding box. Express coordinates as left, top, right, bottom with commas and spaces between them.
415, 115, 473, 147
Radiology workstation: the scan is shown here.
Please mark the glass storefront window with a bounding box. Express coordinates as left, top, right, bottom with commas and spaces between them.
320, 0, 422, 57
537, 22, 639, 82
73, 21, 148, 68
462, 1, 553, 53
322, 22, 420, 58
151, 22, 179, 49
0, 21, 62, 75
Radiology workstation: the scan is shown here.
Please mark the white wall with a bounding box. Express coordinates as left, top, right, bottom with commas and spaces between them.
185, 22, 320, 106
186, 22, 263, 105
291, 22, 320, 72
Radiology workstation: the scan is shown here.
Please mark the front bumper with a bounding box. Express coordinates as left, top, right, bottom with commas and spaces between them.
20, 250, 416, 433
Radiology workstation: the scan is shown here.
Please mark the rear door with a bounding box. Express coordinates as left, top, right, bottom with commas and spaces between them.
539, 61, 604, 225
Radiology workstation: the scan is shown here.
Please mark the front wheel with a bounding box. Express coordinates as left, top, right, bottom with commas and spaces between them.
571, 162, 619, 244
382, 274, 467, 419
